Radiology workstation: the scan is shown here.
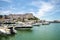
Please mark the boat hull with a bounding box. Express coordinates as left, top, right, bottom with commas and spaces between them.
15, 27, 32, 30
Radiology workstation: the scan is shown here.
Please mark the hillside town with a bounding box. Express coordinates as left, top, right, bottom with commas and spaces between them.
0, 13, 40, 23
0, 13, 60, 35
0, 13, 41, 34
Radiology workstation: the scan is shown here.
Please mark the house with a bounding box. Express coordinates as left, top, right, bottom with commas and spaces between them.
8, 13, 35, 22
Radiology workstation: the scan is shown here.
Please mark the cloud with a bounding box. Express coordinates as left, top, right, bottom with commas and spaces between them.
37, 2, 54, 17
0, 10, 25, 15
31, 1, 54, 18
0, 10, 12, 15
0, 0, 59, 20
14, 11, 25, 14
50, 0, 60, 4
0, 0, 12, 3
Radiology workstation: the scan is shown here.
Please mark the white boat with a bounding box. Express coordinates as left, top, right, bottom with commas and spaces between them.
0, 27, 11, 34
9, 27, 17, 34
32, 23, 41, 26
15, 22, 33, 30
42, 22, 50, 25
0, 25, 17, 35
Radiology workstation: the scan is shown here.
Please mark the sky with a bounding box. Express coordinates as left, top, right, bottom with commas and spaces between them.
0, 0, 60, 20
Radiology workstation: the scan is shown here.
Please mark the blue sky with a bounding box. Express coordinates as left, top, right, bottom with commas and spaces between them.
0, 0, 60, 20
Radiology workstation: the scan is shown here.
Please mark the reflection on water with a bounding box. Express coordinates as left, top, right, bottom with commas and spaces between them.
0, 34, 15, 40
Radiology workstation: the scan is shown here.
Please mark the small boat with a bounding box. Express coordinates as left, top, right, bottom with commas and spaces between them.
42, 22, 50, 25
32, 23, 41, 26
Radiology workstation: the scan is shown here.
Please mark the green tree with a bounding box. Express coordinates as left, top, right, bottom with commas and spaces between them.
0, 15, 3, 19
28, 16, 39, 20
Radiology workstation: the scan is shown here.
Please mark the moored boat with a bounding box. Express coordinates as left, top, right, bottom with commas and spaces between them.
0, 27, 11, 35
32, 23, 41, 26
15, 22, 33, 30
42, 22, 50, 25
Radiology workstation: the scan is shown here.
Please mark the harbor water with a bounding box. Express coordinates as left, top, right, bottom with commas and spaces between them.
0, 23, 60, 40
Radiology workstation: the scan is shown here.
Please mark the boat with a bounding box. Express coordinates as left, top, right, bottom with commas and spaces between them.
0, 25, 17, 35
15, 22, 33, 30
0, 27, 11, 35
32, 23, 41, 26
8, 27, 17, 34
42, 22, 50, 25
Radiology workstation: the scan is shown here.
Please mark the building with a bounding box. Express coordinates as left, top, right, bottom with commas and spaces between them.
0, 13, 39, 22
8, 13, 35, 22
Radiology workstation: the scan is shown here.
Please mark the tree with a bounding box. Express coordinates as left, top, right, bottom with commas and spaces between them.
28, 16, 39, 20
4, 15, 9, 19
0, 15, 3, 19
